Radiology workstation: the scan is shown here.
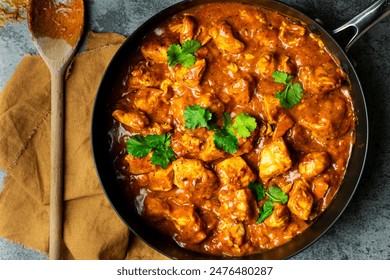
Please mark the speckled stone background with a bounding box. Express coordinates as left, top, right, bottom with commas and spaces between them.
0, 0, 389, 260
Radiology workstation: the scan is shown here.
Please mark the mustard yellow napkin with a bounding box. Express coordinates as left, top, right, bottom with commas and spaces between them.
0, 32, 168, 260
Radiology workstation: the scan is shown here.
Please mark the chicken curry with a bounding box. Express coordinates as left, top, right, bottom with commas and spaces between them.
108, 2, 355, 256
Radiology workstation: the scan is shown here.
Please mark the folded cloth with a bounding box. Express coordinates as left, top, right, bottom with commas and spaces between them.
0, 32, 168, 260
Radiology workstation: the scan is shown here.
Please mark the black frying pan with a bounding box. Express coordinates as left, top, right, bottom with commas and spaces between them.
91, 0, 389, 259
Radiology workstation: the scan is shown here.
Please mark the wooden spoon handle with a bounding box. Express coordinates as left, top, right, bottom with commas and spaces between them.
49, 69, 65, 260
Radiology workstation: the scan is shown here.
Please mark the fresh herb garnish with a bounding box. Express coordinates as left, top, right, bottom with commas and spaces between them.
167, 39, 201, 68
213, 112, 239, 154
257, 200, 274, 223
183, 106, 257, 154
184, 105, 213, 130
248, 182, 289, 224
213, 112, 257, 154
248, 181, 266, 201
126, 135, 153, 158
150, 147, 176, 169
272, 70, 303, 109
232, 113, 257, 138
267, 186, 289, 204
126, 134, 175, 169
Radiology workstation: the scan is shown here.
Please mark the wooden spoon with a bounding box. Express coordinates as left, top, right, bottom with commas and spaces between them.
27, 0, 84, 260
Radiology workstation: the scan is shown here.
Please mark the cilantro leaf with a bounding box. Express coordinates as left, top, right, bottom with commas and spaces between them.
212, 112, 257, 154
183, 109, 257, 154
213, 128, 238, 154
180, 54, 196, 68
126, 134, 175, 168
151, 147, 176, 169
222, 112, 232, 128
162, 134, 172, 148
272, 70, 303, 109
184, 105, 213, 130
267, 186, 289, 204
272, 71, 294, 84
257, 200, 274, 223
288, 82, 304, 103
213, 112, 238, 154
144, 134, 166, 149
167, 40, 201, 68
181, 40, 201, 54
167, 44, 182, 67
253, 185, 289, 223
126, 135, 153, 158
232, 113, 257, 138
248, 181, 266, 201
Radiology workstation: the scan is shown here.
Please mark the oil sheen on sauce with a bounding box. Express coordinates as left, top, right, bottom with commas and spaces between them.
108, 2, 356, 257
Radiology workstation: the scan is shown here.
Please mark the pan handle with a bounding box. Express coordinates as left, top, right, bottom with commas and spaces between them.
331, 0, 390, 52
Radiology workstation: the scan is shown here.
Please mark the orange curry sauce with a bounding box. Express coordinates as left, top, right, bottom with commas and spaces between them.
108, 2, 355, 256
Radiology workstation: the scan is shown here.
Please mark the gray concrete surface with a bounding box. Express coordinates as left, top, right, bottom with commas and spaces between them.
0, 0, 389, 260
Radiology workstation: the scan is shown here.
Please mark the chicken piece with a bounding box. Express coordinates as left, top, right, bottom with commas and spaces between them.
239, 9, 266, 24
278, 21, 306, 46
298, 63, 342, 94
311, 174, 330, 201
128, 61, 164, 89
277, 55, 296, 74
234, 128, 257, 156
148, 165, 174, 191
294, 92, 350, 139
197, 93, 225, 117
287, 179, 314, 220
254, 29, 278, 51
225, 62, 239, 78
171, 129, 207, 158
143, 195, 170, 219
235, 138, 255, 156
133, 87, 171, 124
259, 122, 274, 137
215, 156, 256, 189
170, 94, 195, 127
170, 204, 207, 244
273, 113, 295, 139
209, 22, 245, 54
298, 152, 331, 180
175, 59, 206, 88
222, 75, 254, 105
256, 52, 276, 77
195, 26, 212, 46
112, 109, 149, 131
132, 174, 150, 188
159, 79, 174, 101
140, 122, 172, 136
285, 124, 324, 153
133, 88, 163, 115
259, 137, 292, 182
172, 158, 217, 192
262, 92, 281, 124
199, 131, 227, 162
264, 203, 290, 228
170, 15, 197, 44
140, 37, 170, 63
245, 224, 271, 249
125, 153, 156, 175
171, 81, 193, 97
217, 220, 245, 252
218, 188, 253, 222
181, 15, 197, 44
